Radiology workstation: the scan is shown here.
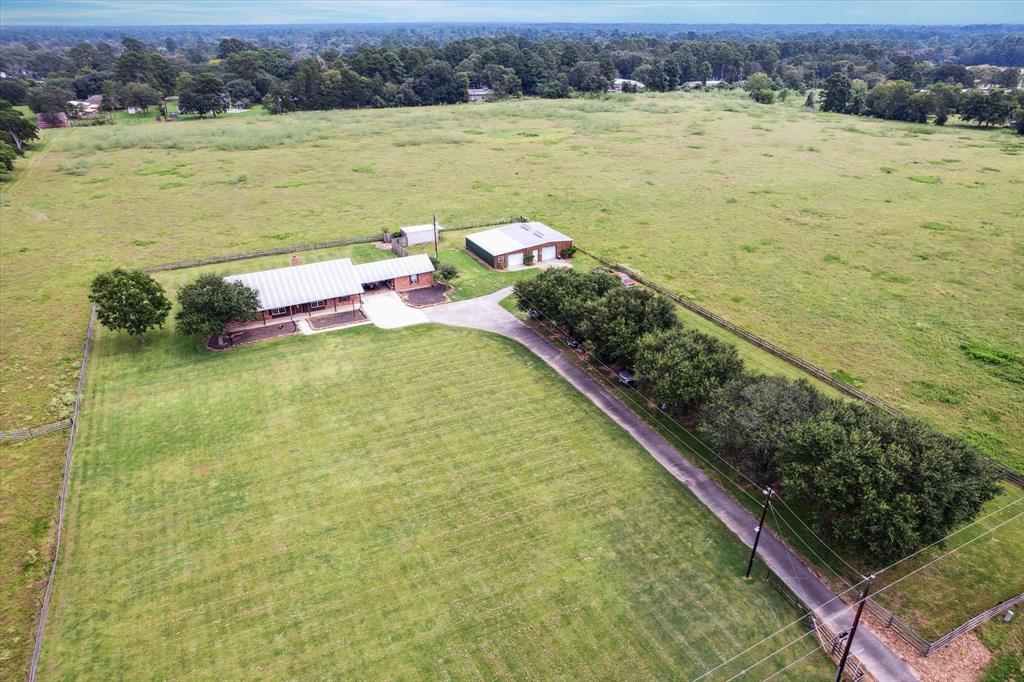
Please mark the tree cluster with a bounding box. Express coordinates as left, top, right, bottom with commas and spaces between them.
819, 72, 1024, 132
0, 99, 39, 172
514, 267, 1000, 565
6, 29, 1020, 120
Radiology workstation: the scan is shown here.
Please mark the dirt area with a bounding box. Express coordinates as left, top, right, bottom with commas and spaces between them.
863, 610, 992, 682
206, 321, 297, 350
400, 284, 451, 307
308, 310, 367, 330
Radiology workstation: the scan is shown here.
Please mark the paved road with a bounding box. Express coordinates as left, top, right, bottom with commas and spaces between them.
425, 288, 919, 682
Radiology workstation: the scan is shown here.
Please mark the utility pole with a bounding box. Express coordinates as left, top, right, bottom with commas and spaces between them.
834, 576, 874, 682
432, 213, 439, 261
744, 487, 773, 579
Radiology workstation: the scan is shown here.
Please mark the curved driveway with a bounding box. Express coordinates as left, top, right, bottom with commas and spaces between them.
425, 287, 919, 682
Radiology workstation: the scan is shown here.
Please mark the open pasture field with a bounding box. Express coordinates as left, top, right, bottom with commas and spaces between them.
38, 319, 829, 679
2, 91, 1021, 466
1, 91, 1022, 677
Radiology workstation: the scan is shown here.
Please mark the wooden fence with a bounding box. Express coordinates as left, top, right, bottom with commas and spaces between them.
838, 582, 1024, 656
581, 247, 1024, 655
765, 572, 866, 681
140, 216, 529, 274
441, 215, 528, 233
0, 419, 72, 442
577, 249, 1024, 487
28, 305, 96, 682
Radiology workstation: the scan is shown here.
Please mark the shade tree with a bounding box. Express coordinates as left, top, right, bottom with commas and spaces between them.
634, 327, 744, 414
176, 274, 260, 338
89, 269, 171, 343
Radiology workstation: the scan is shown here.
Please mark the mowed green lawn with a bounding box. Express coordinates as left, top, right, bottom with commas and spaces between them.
40, 322, 829, 680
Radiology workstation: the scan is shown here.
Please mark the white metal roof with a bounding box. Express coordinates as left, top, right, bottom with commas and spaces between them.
226, 258, 364, 311
465, 221, 572, 256
354, 254, 435, 284
400, 223, 445, 235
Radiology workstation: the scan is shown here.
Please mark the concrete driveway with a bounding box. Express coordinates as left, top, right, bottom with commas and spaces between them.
362, 291, 429, 329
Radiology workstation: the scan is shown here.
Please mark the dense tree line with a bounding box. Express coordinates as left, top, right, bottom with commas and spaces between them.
818, 71, 1024, 131
514, 268, 1000, 565
4, 28, 1021, 121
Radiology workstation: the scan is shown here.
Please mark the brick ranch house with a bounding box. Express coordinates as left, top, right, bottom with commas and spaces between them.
224, 253, 434, 329
465, 221, 572, 270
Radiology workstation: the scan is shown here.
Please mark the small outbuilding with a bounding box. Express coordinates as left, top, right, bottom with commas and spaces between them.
468, 87, 494, 102
400, 223, 444, 246
465, 221, 572, 270
610, 78, 645, 92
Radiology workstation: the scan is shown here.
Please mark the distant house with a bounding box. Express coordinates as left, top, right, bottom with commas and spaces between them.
400, 223, 445, 246
36, 112, 69, 129
610, 78, 645, 93
224, 254, 435, 328
468, 87, 493, 102
465, 221, 572, 270
683, 79, 724, 88
67, 99, 101, 117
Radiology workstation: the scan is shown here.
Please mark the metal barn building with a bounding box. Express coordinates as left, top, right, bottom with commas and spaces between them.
464, 221, 573, 270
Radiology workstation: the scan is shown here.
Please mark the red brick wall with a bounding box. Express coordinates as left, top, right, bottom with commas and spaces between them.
393, 272, 434, 291
254, 294, 361, 322
494, 240, 573, 269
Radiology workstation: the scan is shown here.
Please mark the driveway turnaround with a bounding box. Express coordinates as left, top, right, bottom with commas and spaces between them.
425, 288, 919, 682
363, 291, 429, 329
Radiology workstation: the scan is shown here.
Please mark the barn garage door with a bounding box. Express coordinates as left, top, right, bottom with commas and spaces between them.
507, 252, 524, 269
542, 245, 556, 261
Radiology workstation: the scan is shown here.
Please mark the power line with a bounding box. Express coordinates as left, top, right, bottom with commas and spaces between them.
759, 645, 842, 682
510, 290, 1024, 681
515, 288, 1024, 586
723, 627, 819, 682
871, 507, 1024, 600
513, 289, 856, 576
872, 495, 1024, 579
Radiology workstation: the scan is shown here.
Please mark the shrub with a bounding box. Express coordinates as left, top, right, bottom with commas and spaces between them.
435, 262, 459, 282
560, 245, 578, 259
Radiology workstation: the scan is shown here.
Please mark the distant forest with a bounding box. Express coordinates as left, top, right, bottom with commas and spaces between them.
3, 23, 1024, 64
1, 23, 1021, 132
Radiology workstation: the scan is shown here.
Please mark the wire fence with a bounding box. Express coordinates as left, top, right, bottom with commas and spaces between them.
576, 248, 1024, 488
28, 304, 96, 682
0, 419, 72, 442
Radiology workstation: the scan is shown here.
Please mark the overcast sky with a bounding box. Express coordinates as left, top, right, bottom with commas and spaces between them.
2, 0, 1022, 26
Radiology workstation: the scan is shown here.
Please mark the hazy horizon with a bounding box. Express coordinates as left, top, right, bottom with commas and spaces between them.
2, 0, 1022, 27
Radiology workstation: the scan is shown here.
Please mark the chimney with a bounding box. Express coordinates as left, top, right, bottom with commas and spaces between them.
290, 255, 300, 266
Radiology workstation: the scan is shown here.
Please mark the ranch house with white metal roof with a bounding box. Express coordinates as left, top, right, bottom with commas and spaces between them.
464, 221, 573, 270
224, 253, 434, 328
